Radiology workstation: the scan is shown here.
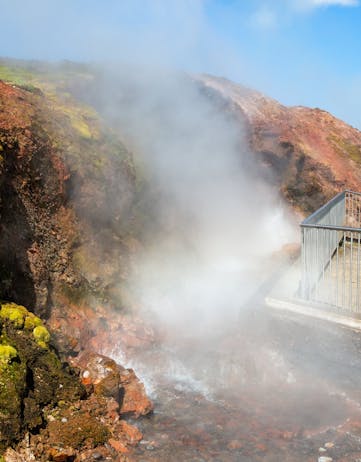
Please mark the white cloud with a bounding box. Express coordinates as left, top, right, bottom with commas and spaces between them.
250, 0, 358, 30
309, 0, 358, 5
293, 0, 359, 9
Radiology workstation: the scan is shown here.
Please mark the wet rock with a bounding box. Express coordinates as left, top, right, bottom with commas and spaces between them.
76, 446, 119, 461
75, 352, 121, 400
118, 368, 153, 417
74, 351, 153, 417
90, 452, 102, 460
108, 438, 129, 454
116, 420, 143, 445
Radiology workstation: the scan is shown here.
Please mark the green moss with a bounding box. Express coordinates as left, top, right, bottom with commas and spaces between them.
0, 344, 18, 367
33, 325, 50, 347
16, 84, 41, 94
47, 414, 110, 449
0, 359, 27, 450
0, 64, 35, 87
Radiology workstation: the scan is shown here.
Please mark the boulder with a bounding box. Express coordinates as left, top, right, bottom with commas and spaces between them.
73, 351, 153, 417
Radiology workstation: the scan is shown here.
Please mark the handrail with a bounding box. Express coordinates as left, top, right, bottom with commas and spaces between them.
301, 223, 361, 232
301, 191, 345, 225
302, 189, 361, 227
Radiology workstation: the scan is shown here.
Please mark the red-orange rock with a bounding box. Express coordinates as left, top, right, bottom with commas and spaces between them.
76, 352, 121, 400
73, 350, 153, 418
108, 438, 129, 454
117, 420, 143, 444
48, 447, 76, 461
119, 368, 153, 417
227, 440, 244, 450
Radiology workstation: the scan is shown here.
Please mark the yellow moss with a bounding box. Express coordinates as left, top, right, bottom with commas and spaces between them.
36, 340, 48, 350
0, 344, 18, 366
53, 102, 98, 140
0, 302, 28, 315
71, 117, 92, 139
24, 313, 43, 330
33, 325, 50, 346
0, 303, 28, 329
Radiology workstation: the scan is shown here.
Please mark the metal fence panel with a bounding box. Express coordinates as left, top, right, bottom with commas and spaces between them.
300, 190, 361, 313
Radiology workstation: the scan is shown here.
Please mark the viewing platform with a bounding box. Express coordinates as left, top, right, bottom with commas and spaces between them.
266, 190, 361, 330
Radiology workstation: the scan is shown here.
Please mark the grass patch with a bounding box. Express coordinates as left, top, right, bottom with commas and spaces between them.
328, 134, 361, 163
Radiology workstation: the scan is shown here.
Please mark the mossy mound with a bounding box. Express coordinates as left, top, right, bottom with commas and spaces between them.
45, 413, 110, 449
0, 344, 18, 366
0, 301, 85, 451
0, 302, 43, 332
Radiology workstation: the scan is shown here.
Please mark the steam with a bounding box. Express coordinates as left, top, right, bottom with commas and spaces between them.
0, 0, 298, 390
89, 66, 297, 339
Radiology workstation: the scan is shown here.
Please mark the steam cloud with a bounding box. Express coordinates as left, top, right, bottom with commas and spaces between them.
0, 0, 298, 390
89, 65, 297, 339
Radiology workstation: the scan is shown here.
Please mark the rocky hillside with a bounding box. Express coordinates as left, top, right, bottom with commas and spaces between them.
0, 65, 139, 315
0, 62, 154, 460
1, 58, 361, 459
196, 74, 361, 215
1, 58, 361, 361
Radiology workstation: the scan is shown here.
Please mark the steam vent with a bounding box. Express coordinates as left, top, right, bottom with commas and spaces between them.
267, 190, 361, 328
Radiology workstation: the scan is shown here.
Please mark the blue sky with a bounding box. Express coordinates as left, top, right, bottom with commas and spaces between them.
0, 0, 361, 128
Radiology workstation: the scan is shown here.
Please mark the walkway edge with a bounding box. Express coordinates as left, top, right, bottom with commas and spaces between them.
265, 296, 361, 331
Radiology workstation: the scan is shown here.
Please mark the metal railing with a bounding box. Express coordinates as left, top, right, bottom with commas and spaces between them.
300, 190, 361, 313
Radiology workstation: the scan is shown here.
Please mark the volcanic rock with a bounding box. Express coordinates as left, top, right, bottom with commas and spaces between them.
73, 350, 153, 417
0, 76, 137, 319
